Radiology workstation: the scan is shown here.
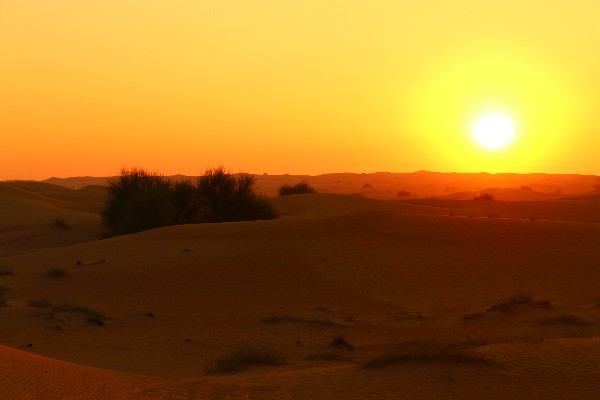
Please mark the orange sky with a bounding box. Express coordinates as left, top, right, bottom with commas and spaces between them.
1, 1, 599, 180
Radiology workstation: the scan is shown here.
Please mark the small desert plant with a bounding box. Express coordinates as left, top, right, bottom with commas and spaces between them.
487, 293, 551, 313
204, 345, 282, 374
539, 315, 591, 326
45, 268, 68, 278
461, 312, 485, 322
278, 182, 316, 196
362, 183, 373, 189
54, 217, 71, 230
261, 315, 342, 327
0, 285, 8, 306
396, 189, 411, 197
329, 336, 355, 350
54, 303, 107, 321
28, 299, 52, 308
474, 193, 495, 201
362, 340, 493, 368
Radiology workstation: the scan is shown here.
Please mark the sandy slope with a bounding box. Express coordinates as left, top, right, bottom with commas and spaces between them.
0, 182, 102, 257
2, 190, 600, 398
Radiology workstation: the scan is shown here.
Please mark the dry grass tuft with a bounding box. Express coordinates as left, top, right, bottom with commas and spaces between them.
44, 268, 68, 278
539, 315, 591, 326
205, 345, 282, 374
487, 293, 551, 313
0, 267, 15, 276
261, 315, 343, 327
363, 340, 494, 369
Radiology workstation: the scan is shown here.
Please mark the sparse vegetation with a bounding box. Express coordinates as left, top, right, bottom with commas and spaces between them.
539, 315, 591, 326
44, 268, 68, 278
54, 217, 71, 230
0, 285, 8, 306
261, 315, 342, 327
486, 293, 551, 313
474, 193, 495, 201
198, 167, 275, 222
363, 340, 494, 368
461, 312, 485, 322
205, 345, 282, 374
396, 189, 411, 197
29, 299, 107, 322
54, 303, 107, 321
27, 299, 52, 308
102, 167, 275, 236
278, 182, 316, 196
102, 168, 179, 236
329, 336, 355, 350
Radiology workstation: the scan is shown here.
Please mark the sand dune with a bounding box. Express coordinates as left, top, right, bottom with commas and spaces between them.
2, 187, 600, 398
0, 182, 103, 257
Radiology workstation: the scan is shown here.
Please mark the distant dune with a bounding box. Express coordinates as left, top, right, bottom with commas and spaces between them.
44, 171, 600, 199
1, 177, 600, 398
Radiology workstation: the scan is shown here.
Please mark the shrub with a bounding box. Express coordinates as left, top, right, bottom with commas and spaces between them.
278, 182, 316, 196
172, 179, 204, 223
329, 336, 355, 350
198, 168, 275, 222
102, 167, 275, 236
396, 190, 411, 197
102, 168, 176, 235
474, 193, 495, 201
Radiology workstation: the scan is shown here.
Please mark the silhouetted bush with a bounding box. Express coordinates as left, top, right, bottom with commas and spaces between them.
473, 193, 494, 201
396, 189, 411, 197
278, 182, 316, 196
172, 179, 204, 223
198, 167, 275, 222
102, 168, 176, 236
102, 167, 275, 236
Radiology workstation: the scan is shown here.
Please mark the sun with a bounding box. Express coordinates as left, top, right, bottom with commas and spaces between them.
472, 113, 516, 150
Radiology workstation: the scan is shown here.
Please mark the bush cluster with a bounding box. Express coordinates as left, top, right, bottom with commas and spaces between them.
102, 167, 275, 236
278, 182, 316, 196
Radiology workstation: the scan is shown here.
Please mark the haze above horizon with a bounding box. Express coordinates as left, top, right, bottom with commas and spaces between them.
1, 1, 599, 180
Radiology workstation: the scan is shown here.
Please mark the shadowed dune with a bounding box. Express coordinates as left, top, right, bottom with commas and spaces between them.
0, 182, 103, 257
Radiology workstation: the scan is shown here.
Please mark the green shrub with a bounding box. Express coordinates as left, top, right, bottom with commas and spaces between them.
278, 182, 316, 196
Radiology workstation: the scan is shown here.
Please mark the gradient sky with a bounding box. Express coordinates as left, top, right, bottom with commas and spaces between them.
1, 1, 599, 180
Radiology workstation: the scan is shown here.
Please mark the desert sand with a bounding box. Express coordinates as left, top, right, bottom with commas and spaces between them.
1, 173, 600, 399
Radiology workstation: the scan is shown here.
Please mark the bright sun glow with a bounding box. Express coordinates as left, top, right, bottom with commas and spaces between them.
472, 113, 516, 150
